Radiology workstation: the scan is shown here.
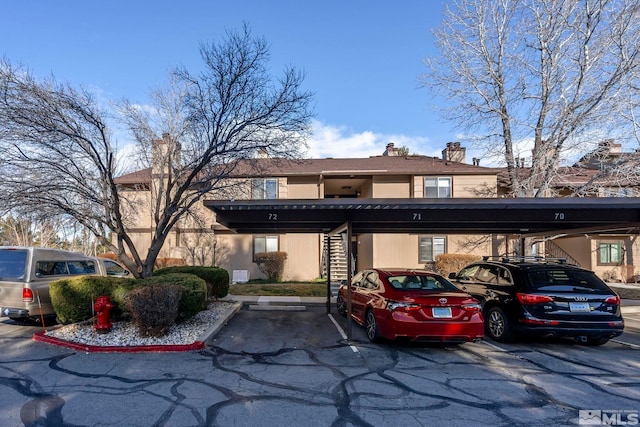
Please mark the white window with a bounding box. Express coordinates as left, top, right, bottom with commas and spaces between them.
253, 236, 279, 259
424, 177, 451, 198
419, 236, 446, 263
252, 179, 278, 199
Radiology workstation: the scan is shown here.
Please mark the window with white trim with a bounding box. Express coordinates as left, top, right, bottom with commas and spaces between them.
253, 236, 279, 260
252, 178, 278, 199
419, 236, 446, 263
424, 177, 451, 198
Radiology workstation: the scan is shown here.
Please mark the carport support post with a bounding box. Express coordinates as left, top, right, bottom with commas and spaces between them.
346, 223, 353, 340
329, 222, 354, 340
326, 235, 331, 314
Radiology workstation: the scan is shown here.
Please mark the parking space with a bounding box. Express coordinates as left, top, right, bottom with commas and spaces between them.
1, 305, 640, 426
208, 307, 640, 426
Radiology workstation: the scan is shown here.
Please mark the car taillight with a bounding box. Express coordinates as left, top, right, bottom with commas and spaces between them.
521, 318, 560, 325
23, 288, 34, 302
604, 295, 620, 305
462, 303, 481, 313
517, 293, 554, 304
387, 300, 421, 312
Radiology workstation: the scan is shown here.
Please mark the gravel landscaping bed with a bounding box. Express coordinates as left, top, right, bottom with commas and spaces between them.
45, 301, 237, 347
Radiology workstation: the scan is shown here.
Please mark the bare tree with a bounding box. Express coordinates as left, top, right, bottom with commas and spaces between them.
423, 0, 640, 196
0, 213, 77, 248
0, 25, 313, 277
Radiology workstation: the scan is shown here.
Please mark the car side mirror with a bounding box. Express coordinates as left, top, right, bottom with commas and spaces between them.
448, 272, 457, 279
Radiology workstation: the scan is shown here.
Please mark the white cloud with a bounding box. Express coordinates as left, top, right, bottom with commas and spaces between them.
303, 120, 437, 159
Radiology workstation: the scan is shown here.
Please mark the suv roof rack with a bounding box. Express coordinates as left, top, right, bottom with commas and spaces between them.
482, 256, 567, 264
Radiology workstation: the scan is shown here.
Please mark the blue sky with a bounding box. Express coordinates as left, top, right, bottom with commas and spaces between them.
1, 1, 455, 159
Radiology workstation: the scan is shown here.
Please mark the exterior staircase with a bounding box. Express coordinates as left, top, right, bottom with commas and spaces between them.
545, 240, 581, 266
321, 234, 349, 283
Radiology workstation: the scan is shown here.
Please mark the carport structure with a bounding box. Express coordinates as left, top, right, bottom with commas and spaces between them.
205, 197, 640, 338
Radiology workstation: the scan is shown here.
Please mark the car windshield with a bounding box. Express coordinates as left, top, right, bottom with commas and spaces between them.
387, 274, 459, 291
0, 249, 28, 281
526, 268, 611, 292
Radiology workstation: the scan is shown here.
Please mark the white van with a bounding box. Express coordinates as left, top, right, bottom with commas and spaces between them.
0, 246, 129, 323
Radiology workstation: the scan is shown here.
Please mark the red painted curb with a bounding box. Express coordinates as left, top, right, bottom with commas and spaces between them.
32, 330, 205, 353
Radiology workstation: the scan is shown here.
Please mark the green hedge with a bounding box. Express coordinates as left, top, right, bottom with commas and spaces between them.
50, 276, 137, 324
154, 266, 230, 299
50, 273, 208, 324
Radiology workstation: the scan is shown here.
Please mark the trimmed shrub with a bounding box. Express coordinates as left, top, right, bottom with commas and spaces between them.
254, 252, 287, 281
123, 284, 182, 337
434, 254, 483, 277
140, 273, 207, 320
50, 276, 137, 324
50, 273, 205, 324
154, 266, 230, 299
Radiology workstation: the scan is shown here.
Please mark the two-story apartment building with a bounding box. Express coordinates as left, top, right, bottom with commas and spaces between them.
511, 140, 640, 283
114, 141, 640, 283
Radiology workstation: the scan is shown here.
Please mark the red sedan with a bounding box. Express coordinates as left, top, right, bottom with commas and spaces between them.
336, 269, 484, 343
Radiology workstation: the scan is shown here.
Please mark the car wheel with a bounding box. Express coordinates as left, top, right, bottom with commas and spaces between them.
365, 309, 380, 342
336, 294, 346, 316
584, 337, 610, 346
486, 306, 515, 342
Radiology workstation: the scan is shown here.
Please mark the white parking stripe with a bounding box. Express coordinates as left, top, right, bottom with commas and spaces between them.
611, 339, 640, 349
328, 314, 359, 353
481, 340, 508, 352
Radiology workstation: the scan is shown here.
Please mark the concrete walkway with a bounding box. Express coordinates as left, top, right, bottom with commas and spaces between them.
608, 283, 640, 314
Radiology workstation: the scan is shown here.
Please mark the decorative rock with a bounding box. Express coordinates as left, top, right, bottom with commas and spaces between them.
45, 302, 235, 347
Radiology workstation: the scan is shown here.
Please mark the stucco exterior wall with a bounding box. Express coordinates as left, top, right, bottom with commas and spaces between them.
552, 237, 592, 268
368, 233, 494, 272
452, 175, 497, 197
371, 176, 411, 198
356, 234, 374, 271
286, 177, 320, 199
371, 234, 422, 269
281, 233, 321, 280
412, 174, 497, 198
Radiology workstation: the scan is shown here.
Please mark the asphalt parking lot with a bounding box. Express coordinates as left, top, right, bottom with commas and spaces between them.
1, 302, 640, 426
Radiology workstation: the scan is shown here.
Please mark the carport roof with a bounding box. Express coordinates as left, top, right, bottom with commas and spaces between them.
204, 197, 640, 236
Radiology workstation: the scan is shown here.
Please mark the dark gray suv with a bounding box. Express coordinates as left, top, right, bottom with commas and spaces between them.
448, 256, 624, 345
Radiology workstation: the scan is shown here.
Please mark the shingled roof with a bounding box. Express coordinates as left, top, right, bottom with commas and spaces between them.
114, 155, 500, 185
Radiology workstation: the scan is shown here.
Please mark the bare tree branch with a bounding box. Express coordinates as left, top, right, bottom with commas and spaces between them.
0, 25, 314, 277
423, 0, 640, 197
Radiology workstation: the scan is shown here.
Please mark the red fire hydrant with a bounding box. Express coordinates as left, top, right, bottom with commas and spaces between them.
94, 295, 113, 334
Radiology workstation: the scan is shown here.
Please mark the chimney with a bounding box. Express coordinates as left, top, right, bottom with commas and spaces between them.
597, 139, 621, 154
442, 142, 466, 163
152, 133, 181, 175
472, 157, 480, 166
383, 142, 399, 156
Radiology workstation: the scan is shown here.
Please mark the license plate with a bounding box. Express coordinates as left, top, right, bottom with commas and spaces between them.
569, 302, 590, 312
433, 307, 452, 318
